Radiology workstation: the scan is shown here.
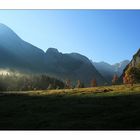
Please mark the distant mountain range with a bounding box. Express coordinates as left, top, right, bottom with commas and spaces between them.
92, 60, 130, 83
0, 23, 107, 86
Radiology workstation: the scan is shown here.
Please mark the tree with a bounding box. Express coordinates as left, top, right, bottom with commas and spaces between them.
65, 79, 71, 89
76, 80, 81, 88
123, 75, 128, 85
76, 80, 85, 88
123, 66, 140, 86
91, 79, 97, 87
112, 74, 118, 85
76, 80, 84, 88
47, 83, 53, 90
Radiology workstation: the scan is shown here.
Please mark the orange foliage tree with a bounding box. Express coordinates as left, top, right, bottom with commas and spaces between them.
112, 74, 118, 85
123, 66, 138, 86
91, 79, 97, 87
76, 80, 84, 88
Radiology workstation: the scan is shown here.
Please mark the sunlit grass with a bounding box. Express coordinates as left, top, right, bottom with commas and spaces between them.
3, 84, 140, 97
31, 84, 140, 96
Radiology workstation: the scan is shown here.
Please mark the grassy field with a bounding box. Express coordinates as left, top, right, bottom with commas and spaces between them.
1, 84, 140, 130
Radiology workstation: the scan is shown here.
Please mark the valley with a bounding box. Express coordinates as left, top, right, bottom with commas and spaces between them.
0, 22, 140, 130
0, 84, 140, 129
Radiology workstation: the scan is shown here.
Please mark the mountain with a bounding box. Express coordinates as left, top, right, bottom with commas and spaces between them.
93, 61, 114, 82
0, 23, 46, 72
44, 49, 107, 85
128, 48, 140, 68
0, 23, 106, 86
92, 60, 129, 83
112, 60, 130, 76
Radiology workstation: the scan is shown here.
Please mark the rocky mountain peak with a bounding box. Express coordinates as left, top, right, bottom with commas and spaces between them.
46, 48, 59, 54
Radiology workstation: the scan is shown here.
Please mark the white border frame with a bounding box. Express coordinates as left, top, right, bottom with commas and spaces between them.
0, 0, 139, 9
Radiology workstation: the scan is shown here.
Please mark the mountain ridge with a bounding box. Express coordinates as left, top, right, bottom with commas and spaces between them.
0, 23, 107, 86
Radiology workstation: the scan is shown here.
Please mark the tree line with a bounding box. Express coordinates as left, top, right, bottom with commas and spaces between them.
65, 79, 98, 89
0, 65, 139, 91
0, 73, 99, 91
65, 65, 140, 88
0, 73, 65, 91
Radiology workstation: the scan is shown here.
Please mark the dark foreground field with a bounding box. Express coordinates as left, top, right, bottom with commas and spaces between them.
1, 85, 140, 130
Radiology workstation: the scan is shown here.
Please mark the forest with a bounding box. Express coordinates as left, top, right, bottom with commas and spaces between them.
0, 73, 65, 91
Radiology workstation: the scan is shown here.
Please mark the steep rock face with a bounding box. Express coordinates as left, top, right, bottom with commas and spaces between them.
123, 49, 140, 72
130, 49, 140, 67
0, 23, 106, 86
120, 49, 140, 82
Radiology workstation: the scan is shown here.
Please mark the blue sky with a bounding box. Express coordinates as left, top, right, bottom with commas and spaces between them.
0, 10, 140, 64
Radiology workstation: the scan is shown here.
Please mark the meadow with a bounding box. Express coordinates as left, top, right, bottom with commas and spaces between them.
0, 84, 140, 130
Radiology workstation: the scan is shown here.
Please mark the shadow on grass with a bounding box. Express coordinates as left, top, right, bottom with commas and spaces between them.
0, 92, 140, 130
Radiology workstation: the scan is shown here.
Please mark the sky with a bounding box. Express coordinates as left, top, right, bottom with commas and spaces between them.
0, 10, 140, 64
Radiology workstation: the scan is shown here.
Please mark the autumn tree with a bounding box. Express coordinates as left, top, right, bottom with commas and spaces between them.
123, 66, 140, 86
91, 79, 97, 87
76, 80, 84, 88
65, 79, 71, 89
112, 74, 118, 85
76, 80, 81, 88
123, 75, 128, 85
